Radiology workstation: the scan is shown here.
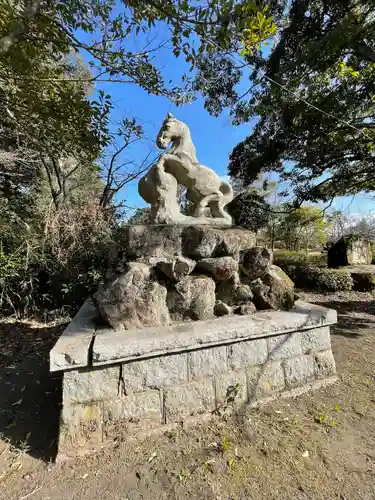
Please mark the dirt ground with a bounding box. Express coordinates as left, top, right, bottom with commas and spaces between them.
1, 292, 375, 500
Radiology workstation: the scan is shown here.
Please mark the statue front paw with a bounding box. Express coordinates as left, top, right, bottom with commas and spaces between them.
156, 160, 165, 171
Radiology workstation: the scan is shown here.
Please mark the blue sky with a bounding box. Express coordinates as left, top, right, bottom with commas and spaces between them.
78, 20, 375, 220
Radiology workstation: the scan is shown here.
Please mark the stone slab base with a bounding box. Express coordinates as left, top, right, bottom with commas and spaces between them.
51, 301, 338, 457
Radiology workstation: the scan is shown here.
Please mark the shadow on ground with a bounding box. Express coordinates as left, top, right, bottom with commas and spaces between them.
0, 321, 66, 462
313, 300, 375, 338
1, 296, 375, 464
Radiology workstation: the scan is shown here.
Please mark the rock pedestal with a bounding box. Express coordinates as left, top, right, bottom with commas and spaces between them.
94, 225, 296, 330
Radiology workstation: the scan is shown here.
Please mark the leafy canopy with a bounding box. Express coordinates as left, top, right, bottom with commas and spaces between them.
194, 0, 375, 204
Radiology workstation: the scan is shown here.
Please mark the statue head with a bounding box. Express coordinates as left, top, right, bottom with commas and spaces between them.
156, 112, 186, 149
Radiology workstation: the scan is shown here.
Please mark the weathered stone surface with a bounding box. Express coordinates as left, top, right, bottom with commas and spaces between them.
124, 225, 182, 261
234, 303, 256, 315
268, 333, 302, 360
247, 362, 285, 400
60, 402, 102, 448
188, 346, 227, 380
250, 279, 272, 309
103, 391, 161, 424
197, 256, 238, 281
63, 366, 119, 404
216, 279, 253, 306
94, 262, 170, 330
251, 265, 295, 311
215, 228, 256, 256
241, 246, 272, 280
164, 379, 215, 422
284, 355, 314, 389
156, 256, 196, 281
314, 350, 336, 378
215, 279, 237, 306
50, 299, 98, 372
121, 354, 187, 392
228, 338, 267, 370
215, 370, 247, 406
301, 327, 331, 354
214, 300, 233, 317
234, 283, 254, 302
328, 234, 372, 268
121, 225, 256, 264
181, 226, 256, 259
167, 275, 215, 320
92, 301, 337, 366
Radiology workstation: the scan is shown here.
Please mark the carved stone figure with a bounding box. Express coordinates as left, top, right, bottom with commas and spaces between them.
138, 113, 233, 226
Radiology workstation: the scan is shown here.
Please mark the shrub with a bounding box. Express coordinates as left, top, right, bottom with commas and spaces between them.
273, 250, 327, 269
351, 272, 375, 292
0, 203, 115, 317
307, 253, 327, 267
286, 265, 353, 291
273, 251, 308, 268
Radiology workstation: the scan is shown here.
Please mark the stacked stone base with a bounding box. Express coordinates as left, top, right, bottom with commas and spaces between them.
52, 301, 338, 457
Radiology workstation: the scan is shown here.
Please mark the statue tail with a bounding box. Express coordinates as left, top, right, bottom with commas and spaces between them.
208, 181, 234, 220
219, 181, 234, 205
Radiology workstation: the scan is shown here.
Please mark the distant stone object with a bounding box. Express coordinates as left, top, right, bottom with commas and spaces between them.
138, 113, 233, 226
328, 235, 372, 267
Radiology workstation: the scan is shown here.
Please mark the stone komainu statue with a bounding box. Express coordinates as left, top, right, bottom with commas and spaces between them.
138, 113, 233, 226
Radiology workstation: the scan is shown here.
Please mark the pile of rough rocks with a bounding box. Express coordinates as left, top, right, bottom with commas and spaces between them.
93, 225, 295, 330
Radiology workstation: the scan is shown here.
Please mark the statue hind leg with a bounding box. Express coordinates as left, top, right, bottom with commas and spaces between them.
194, 191, 222, 218
208, 198, 232, 222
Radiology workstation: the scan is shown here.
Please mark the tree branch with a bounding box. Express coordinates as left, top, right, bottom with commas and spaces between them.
0, 0, 42, 54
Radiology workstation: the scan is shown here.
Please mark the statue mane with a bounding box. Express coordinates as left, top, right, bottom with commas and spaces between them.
164, 113, 197, 163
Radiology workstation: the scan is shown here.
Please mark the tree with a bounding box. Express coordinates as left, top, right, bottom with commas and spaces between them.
325, 210, 352, 244
275, 205, 330, 251
226, 189, 271, 232
1, 0, 277, 100
98, 118, 156, 211
126, 207, 150, 225
194, 0, 375, 205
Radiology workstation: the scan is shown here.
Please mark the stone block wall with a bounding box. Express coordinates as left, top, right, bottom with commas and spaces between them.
58, 323, 337, 454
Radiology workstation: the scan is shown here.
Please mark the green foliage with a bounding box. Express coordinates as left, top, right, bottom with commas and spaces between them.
274, 250, 327, 268
351, 272, 375, 292
197, 0, 375, 204
0, 202, 114, 316
126, 208, 150, 225
226, 189, 271, 232
286, 265, 353, 292
274, 206, 329, 251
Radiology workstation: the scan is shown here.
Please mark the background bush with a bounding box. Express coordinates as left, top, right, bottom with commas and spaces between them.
285, 264, 353, 291
273, 250, 327, 269
0, 202, 115, 318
